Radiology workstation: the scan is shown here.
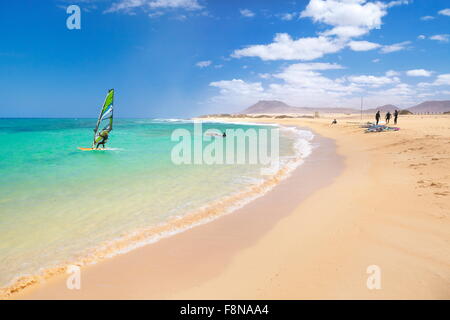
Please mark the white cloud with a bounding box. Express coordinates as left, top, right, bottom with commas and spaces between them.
208, 64, 448, 111
419, 74, 450, 87
284, 62, 345, 71
385, 70, 399, 77
271, 63, 352, 92
300, 0, 388, 38
438, 8, 450, 16
348, 40, 381, 51
434, 74, 450, 86
232, 33, 344, 61
406, 69, 432, 77
430, 34, 449, 42
386, 0, 410, 8
240, 9, 255, 18
149, 0, 202, 10
420, 15, 434, 21
348, 74, 400, 87
375, 83, 413, 96
196, 60, 212, 68
380, 41, 411, 53
105, 0, 146, 13
280, 12, 297, 21
209, 74, 417, 111
417, 35, 426, 40
372, 58, 380, 63
149, 11, 164, 17
320, 25, 368, 38
269, 71, 361, 106
259, 73, 271, 79
209, 79, 267, 108
232, 0, 412, 62
210, 79, 263, 94
105, 0, 202, 13
208, 62, 362, 109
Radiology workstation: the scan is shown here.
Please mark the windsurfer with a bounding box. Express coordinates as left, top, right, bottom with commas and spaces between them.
95, 129, 110, 149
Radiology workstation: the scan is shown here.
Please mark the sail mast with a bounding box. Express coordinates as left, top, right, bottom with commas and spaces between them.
92, 89, 114, 148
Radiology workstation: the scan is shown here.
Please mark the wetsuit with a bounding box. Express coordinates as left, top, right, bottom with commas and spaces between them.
96, 131, 109, 149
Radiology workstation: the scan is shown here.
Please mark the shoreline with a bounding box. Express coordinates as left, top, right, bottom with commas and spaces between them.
13, 126, 341, 299
2, 119, 295, 296
10, 114, 450, 299
2, 123, 319, 298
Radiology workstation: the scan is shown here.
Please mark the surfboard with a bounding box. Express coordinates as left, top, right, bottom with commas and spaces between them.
77, 147, 111, 151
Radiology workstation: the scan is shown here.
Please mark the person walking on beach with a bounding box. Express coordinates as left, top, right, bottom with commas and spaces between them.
375, 111, 381, 125
394, 110, 399, 125
385, 111, 391, 124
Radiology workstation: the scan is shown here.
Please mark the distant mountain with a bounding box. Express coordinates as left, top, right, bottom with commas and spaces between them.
241, 100, 358, 114
241, 100, 301, 114
239, 100, 450, 115
363, 104, 399, 114
408, 101, 450, 114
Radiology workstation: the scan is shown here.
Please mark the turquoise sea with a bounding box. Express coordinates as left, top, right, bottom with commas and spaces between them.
0, 118, 313, 290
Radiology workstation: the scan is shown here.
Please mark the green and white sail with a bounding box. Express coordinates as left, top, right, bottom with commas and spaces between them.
93, 89, 114, 148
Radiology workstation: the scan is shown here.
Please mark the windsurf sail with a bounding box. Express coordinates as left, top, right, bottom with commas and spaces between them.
92, 89, 114, 148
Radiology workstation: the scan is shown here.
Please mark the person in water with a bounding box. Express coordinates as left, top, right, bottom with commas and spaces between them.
385, 111, 391, 124
95, 129, 109, 149
222, 132, 226, 137
375, 111, 381, 125
394, 110, 399, 125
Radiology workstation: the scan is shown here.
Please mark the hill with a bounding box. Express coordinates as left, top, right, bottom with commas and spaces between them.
408, 101, 450, 114
241, 101, 301, 114
239, 100, 450, 115
241, 100, 358, 114
362, 104, 399, 114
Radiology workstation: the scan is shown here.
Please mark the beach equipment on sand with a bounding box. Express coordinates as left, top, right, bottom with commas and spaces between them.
78, 89, 115, 151
360, 122, 375, 128
365, 124, 400, 133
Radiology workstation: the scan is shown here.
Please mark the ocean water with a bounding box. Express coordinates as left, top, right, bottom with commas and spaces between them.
0, 118, 313, 290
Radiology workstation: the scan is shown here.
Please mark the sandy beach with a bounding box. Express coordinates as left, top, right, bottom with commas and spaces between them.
4, 0, 450, 304
11, 114, 450, 300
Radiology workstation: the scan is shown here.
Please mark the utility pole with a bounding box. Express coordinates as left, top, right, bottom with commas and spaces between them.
360, 96, 363, 122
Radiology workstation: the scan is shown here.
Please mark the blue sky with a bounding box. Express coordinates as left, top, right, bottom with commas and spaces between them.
0, 0, 449, 118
